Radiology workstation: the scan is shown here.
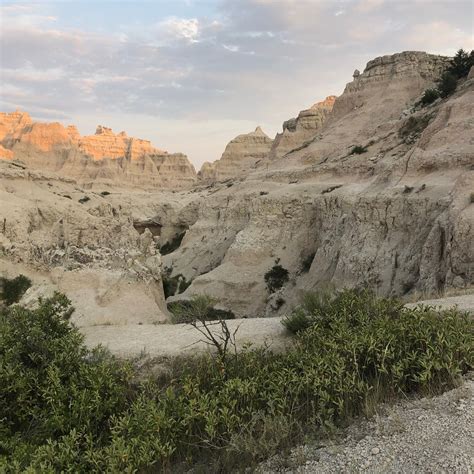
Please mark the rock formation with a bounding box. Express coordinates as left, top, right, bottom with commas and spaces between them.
161, 51, 473, 317
269, 95, 336, 160
1, 50, 472, 325
0, 112, 197, 188
198, 126, 273, 182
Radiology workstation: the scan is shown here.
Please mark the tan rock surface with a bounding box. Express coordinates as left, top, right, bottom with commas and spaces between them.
0, 113, 197, 188
198, 126, 273, 182
269, 95, 336, 160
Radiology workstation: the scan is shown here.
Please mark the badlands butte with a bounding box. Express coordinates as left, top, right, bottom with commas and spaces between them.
0, 50, 473, 329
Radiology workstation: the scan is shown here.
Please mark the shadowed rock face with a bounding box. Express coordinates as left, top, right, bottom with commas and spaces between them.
0, 113, 197, 189
198, 126, 273, 182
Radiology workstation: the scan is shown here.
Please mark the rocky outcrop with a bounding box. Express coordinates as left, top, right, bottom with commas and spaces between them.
199, 126, 273, 182
269, 95, 336, 160
0, 113, 197, 188
0, 161, 168, 325
161, 51, 473, 317
1, 50, 472, 325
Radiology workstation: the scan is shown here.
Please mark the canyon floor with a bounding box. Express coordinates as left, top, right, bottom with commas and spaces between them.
82, 293, 474, 359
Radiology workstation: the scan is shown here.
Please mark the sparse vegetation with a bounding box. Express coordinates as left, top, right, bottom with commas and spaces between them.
264, 264, 289, 293
160, 231, 186, 255
162, 272, 192, 298
168, 295, 235, 323
1, 290, 473, 472
438, 71, 458, 98
418, 88, 439, 106
470, 192, 474, 203
78, 196, 90, 204
0, 274, 32, 306
351, 145, 368, 155
399, 115, 432, 138
100, 191, 111, 196
418, 48, 473, 107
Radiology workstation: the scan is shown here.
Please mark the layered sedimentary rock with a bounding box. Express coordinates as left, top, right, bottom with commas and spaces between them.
1, 50, 472, 325
199, 126, 273, 182
269, 95, 336, 160
161, 51, 473, 317
0, 113, 197, 188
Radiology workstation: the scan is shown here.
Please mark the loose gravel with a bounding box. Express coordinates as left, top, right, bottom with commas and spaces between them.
261, 376, 474, 473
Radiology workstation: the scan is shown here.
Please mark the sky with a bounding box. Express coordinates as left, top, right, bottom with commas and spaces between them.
0, 0, 473, 169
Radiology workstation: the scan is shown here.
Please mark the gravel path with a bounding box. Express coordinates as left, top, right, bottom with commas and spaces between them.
262, 377, 474, 473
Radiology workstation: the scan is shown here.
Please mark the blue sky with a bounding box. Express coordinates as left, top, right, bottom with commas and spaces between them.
1, 0, 473, 168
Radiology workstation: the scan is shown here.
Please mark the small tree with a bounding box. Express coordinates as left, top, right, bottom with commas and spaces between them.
169, 295, 239, 374
448, 48, 473, 78
438, 72, 457, 98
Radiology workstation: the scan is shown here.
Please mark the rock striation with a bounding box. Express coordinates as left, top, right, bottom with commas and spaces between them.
161, 51, 473, 317
1, 50, 472, 325
198, 126, 273, 182
0, 112, 197, 188
269, 95, 336, 160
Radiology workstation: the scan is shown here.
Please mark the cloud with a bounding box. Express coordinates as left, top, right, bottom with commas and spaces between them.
0, 0, 472, 167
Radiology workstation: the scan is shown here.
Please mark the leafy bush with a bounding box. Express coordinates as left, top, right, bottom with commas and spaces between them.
160, 231, 186, 255
418, 88, 439, 106
264, 264, 289, 293
0, 274, 31, 305
2, 290, 473, 472
0, 294, 132, 470
438, 71, 458, 98
168, 295, 235, 323
350, 145, 368, 155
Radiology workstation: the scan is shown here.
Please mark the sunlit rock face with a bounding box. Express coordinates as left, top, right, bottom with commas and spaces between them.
0, 112, 197, 189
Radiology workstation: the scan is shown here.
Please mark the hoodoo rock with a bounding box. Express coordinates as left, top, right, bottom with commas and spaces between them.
199, 126, 273, 182
0, 113, 197, 188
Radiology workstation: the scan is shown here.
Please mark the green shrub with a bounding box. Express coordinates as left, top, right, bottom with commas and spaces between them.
160, 231, 185, 255
168, 295, 235, 324
350, 145, 368, 155
438, 71, 458, 98
2, 290, 473, 472
0, 274, 31, 305
264, 264, 289, 293
418, 88, 439, 106
0, 294, 132, 470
